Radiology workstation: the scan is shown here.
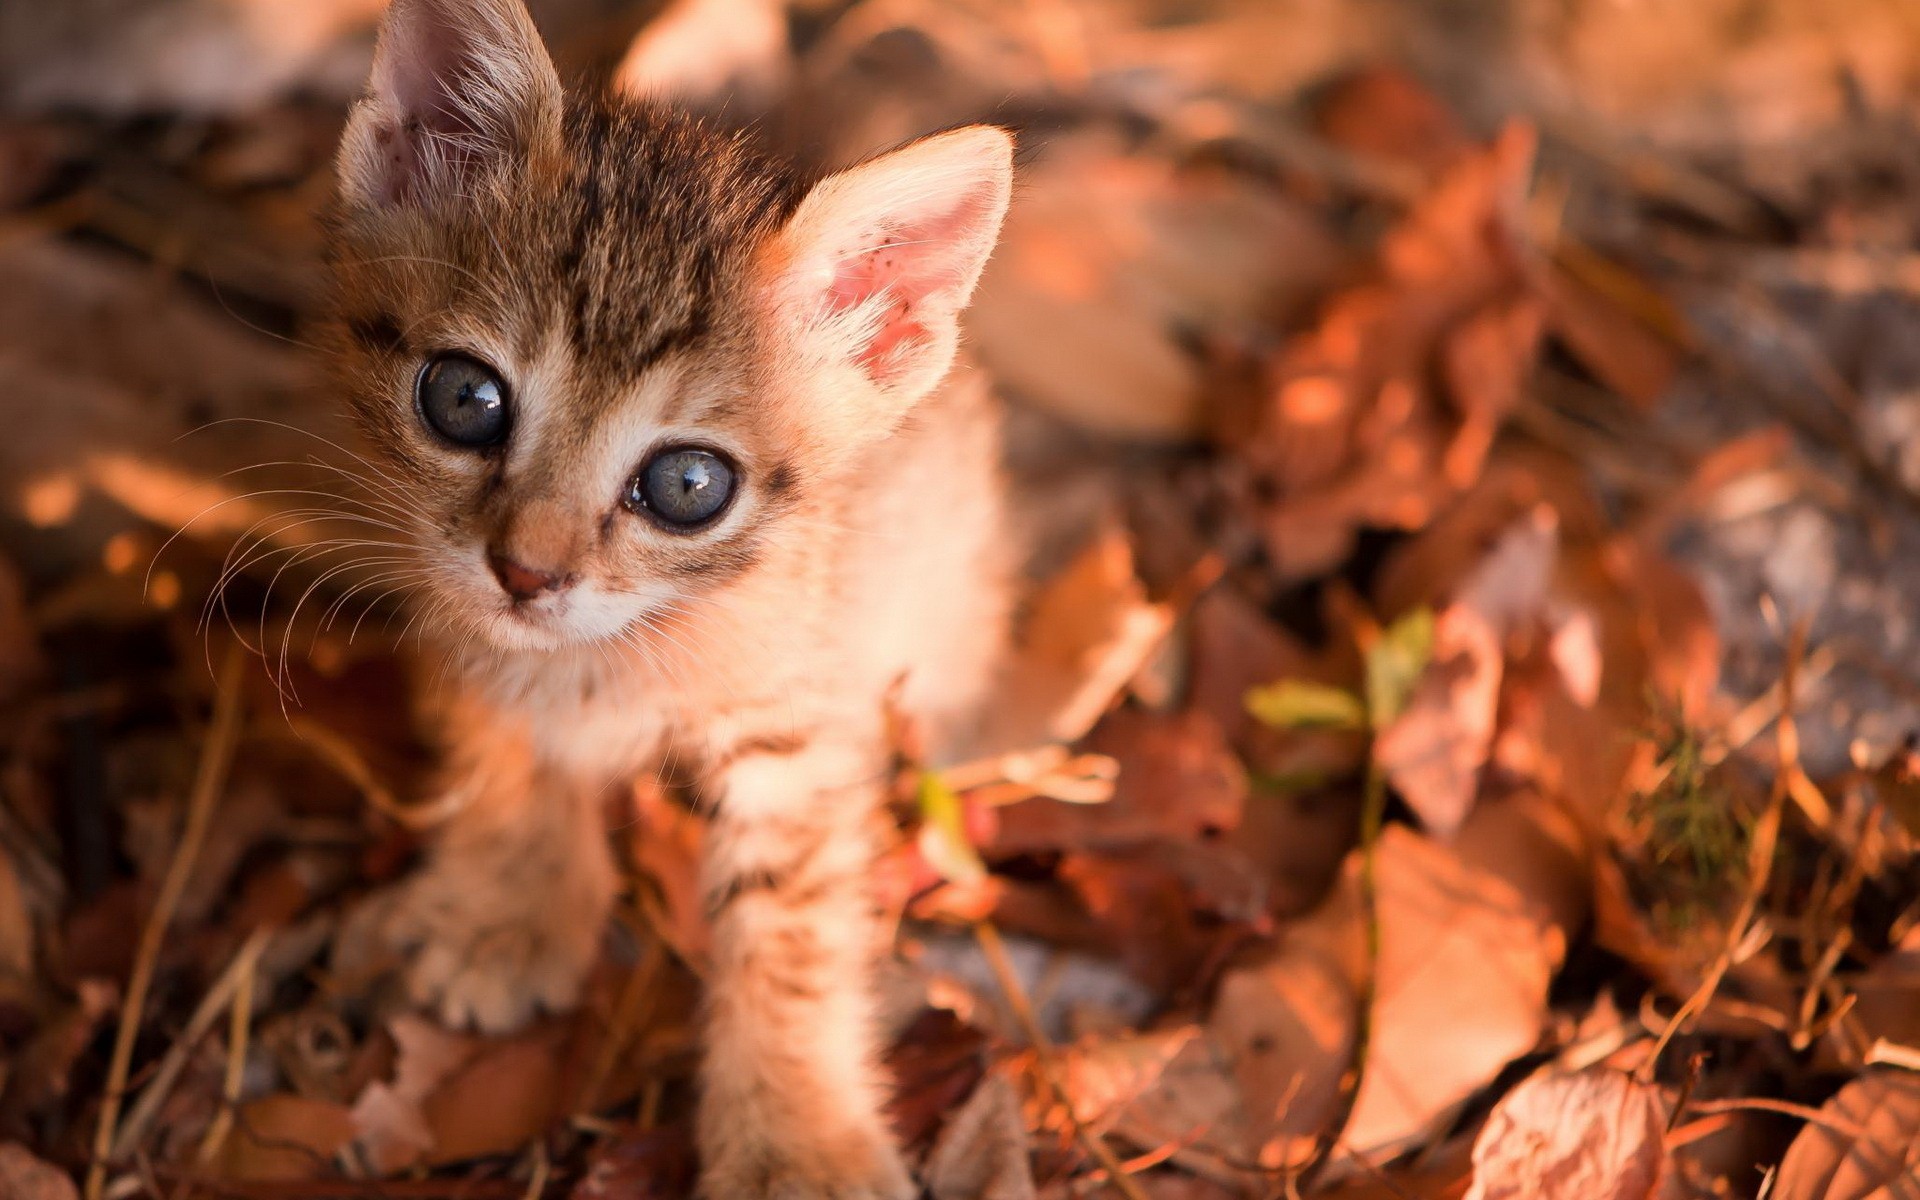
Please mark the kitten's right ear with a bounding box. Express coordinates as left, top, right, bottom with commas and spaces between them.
337, 0, 562, 211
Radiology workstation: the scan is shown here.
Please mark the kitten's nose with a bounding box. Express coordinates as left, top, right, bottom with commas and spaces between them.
488, 550, 572, 602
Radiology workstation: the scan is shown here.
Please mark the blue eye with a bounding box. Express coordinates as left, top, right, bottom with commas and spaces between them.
416, 354, 510, 448
627, 447, 736, 528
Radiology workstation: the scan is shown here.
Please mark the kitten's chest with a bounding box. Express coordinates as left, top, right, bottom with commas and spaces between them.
471, 636, 797, 781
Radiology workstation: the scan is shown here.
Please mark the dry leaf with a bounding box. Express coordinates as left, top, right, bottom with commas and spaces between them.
1375, 507, 1559, 837
1058, 1026, 1257, 1183
348, 1015, 477, 1174
1463, 1067, 1669, 1200
1228, 124, 1540, 581
216, 1094, 357, 1181
925, 1075, 1036, 1200
987, 526, 1173, 749
972, 130, 1343, 441
0, 1143, 77, 1200
1772, 1071, 1920, 1200
991, 709, 1245, 855
1214, 807, 1574, 1165
614, 0, 790, 105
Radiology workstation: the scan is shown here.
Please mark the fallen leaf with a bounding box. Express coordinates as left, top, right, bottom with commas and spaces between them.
987, 526, 1174, 749
614, 0, 790, 105
1214, 805, 1575, 1164
348, 1015, 476, 1174
1771, 1071, 1920, 1200
1058, 1026, 1257, 1184
1463, 1067, 1669, 1200
973, 131, 1344, 441
991, 709, 1246, 855
1374, 508, 1557, 837
0, 1143, 77, 1200
418, 1027, 569, 1166
1227, 124, 1541, 581
572, 1123, 697, 1200
925, 1074, 1035, 1200
215, 1093, 356, 1182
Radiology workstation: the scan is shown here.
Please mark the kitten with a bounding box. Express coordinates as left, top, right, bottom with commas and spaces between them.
320, 0, 1013, 1195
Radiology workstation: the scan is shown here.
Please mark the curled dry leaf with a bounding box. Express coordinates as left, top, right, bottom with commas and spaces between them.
1771, 1070, 1920, 1200
1463, 1067, 1670, 1200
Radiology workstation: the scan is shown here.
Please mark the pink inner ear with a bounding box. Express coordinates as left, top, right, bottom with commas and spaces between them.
820, 189, 997, 383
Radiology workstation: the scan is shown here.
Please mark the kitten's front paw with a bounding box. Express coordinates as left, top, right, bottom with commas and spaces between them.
338, 850, 612, 1033
700, 1130, 915, 1200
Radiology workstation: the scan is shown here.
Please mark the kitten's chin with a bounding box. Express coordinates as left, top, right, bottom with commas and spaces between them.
432, 589, 643, 655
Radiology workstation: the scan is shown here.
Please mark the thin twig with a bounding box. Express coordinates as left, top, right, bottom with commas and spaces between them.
973, 921, 1150, 1200
86, 643, 248, 1200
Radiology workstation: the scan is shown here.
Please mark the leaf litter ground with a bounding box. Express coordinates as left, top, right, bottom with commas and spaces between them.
3, 0, 1920, 1197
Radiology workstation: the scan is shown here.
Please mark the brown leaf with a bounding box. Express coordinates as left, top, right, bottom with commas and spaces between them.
572, 1124, 697, 1200
418, 1026, 569, 1166
991, 709, 1245, 855
0, 1143, 76, 1200
1228, 124, 1541, 581
988, 526, 1173, 750
348, 1015, 476, 1174
1214, 807, 1574, 1164
925, 1074, 1035, 1200
1463, 1067, 1669, 1200
215, 1094, 356, 1182
1375, 507, 1558, 837
1313, 67, 1473, 179
972, 131, 1344, 441
1058, 1026, 1257, 1184
1771, 1071, 1920, 1200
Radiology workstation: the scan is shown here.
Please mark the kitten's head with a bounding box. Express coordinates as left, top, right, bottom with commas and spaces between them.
322, 0, 1011, 652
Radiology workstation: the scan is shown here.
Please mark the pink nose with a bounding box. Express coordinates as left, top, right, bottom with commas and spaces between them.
488, 551, 572, 602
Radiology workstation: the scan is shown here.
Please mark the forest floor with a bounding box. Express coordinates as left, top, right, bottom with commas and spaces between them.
3, 0, 1920, 1197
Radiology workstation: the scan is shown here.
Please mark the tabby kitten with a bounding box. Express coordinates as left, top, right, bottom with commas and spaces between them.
321, 0, 1013, 1195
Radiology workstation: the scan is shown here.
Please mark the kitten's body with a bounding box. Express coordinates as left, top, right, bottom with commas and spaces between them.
320, 2, 1014, 1195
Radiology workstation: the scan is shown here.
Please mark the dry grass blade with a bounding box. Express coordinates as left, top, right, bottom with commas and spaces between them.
973, 921, 1149, 1200
85, 643, 248, 1200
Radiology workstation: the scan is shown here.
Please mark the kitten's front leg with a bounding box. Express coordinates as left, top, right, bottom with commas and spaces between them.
697, 732, 912, 1200
342, 722, 617, 1033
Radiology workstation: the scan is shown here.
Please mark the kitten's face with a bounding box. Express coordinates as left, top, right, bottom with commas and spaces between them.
327, 116, 810, 652
323, 0, 1010, 655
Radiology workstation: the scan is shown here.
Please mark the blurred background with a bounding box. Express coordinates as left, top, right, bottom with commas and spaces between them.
2, 1, 1920, 1197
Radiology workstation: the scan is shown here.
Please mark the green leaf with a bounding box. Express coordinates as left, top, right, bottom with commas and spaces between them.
1245, 679, 1368, 732
916, 770, 986, 885
1365, 606, 1435, 727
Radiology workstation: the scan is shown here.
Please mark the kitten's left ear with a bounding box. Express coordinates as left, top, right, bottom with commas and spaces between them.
767, 126, 1013, 412
337, 0, 562, 211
